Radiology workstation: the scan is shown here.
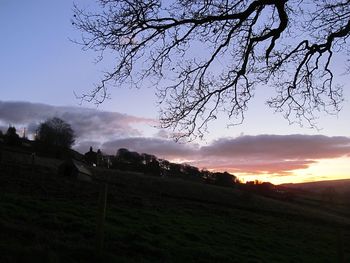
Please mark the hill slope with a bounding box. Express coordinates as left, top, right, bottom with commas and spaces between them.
0, 161, 349, 262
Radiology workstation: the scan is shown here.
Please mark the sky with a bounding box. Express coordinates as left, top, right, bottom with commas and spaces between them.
0, 0, 349, 184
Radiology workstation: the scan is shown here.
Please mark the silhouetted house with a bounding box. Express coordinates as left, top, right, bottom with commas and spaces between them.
84, 146, 97, 166
84, 146, 104, 167
96, 149, 103, 166
59, 159, 92, 182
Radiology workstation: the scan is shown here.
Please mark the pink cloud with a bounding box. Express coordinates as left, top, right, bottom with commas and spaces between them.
193, 159, 316, 175
194, 135, 350, 175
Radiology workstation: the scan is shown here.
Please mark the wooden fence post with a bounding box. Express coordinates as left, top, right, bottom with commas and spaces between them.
96, 182, 108, 255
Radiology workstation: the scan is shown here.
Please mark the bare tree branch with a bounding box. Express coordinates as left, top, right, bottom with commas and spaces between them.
72, 0, 350, 139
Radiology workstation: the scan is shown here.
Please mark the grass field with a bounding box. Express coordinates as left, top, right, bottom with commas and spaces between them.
0, 161, 349, 262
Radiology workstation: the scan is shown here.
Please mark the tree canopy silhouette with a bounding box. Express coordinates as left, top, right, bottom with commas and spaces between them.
4, 126, 21, 146
36, 117, 75, 149
73, 0, 349, 139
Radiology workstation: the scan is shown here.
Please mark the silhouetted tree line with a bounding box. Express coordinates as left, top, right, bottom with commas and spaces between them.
85, 147, 239, 187
1, 119, 293, 197
0, 126, 27, 147
0, 118, 77, 160
243, 180, 295, 201
113, 148, 161, 176
244, 180, 275, 195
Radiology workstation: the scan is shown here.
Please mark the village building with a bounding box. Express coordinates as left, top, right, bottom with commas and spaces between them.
84, 146, 104, 166
59, 159, 92, 182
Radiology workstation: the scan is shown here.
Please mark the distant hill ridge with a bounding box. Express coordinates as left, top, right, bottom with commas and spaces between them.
281, 178, 350, 193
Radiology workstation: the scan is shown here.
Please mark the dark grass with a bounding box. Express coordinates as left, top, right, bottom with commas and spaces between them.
0, 164, 349, 262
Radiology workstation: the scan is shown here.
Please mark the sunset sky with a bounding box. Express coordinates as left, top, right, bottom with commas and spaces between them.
1, 0, 349, 184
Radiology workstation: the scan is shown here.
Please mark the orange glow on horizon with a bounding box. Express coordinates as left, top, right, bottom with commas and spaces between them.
217, 157, 350, 185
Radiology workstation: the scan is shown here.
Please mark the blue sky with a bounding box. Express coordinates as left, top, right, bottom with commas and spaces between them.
0, 0, 349, 183
0, 0, 156, 116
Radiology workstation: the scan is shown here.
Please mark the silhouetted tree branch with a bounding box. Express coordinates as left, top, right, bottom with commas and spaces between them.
73, 0, 349, 139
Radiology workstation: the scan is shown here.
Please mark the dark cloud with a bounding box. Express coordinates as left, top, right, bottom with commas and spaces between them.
101, 137, 198, 158
1, 100, 348, 176
99, 134, 350, 176
201, 134, 350, 160
0, 125, 8, 133
0, 101, 52, 124
0, 100, 155, 142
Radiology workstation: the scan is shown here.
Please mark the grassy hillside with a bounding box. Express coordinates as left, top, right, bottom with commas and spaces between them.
0, 159, 349, 262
